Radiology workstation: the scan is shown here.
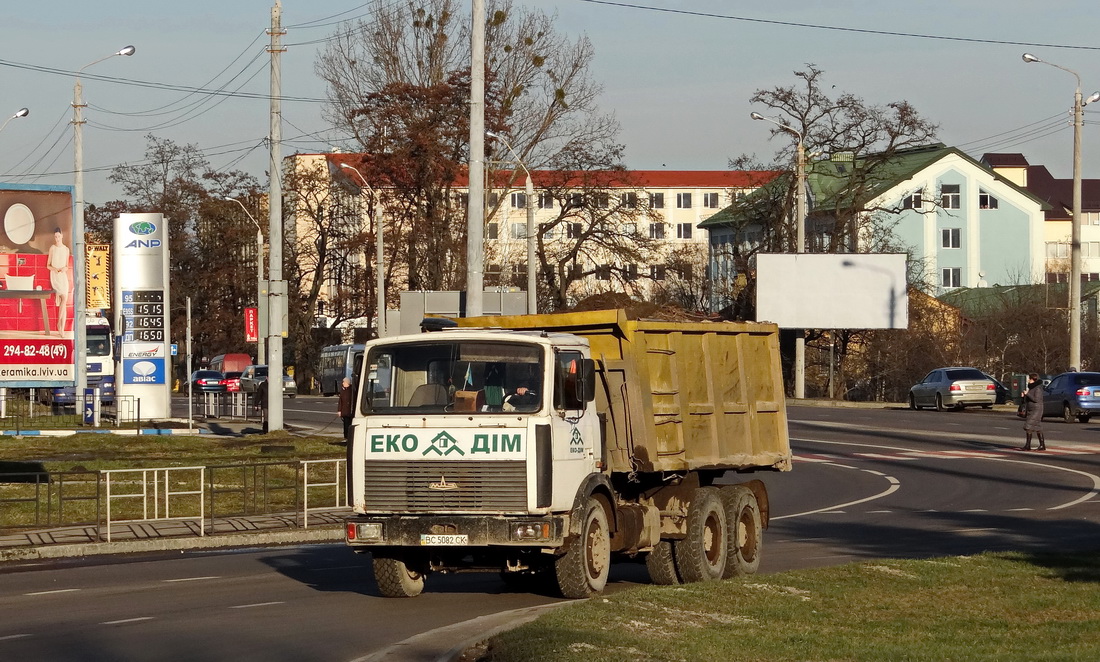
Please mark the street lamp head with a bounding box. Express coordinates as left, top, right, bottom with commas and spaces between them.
1022, 53, 1041, 64
117, 45, 136, 57
750, 112, 766, 121
13, 108, 28, 119
1086, 91, 1100, 106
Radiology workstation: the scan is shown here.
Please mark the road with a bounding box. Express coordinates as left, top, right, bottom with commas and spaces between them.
2, 405, 1097, 661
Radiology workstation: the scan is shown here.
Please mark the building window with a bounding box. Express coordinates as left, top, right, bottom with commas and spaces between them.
566, 222, 583, 239
569, 193, 584, 207
676, 192, 693, 209
1086, 211, 1100, 225
703, 192, 720, 208
538, 192, 554, 209
979, 191, 998, 209
456, 193, 469, 208
677, 223, 693, 239
510, 192, 527, 209
649, 223, 666, 240
902, 190, 923, 210
649, 192, 664, 209
621, 192, 638, 209
595, 192, 609, 209
486, 222, 498, 240
1047, 272, 1068, 284
941, 228, 961, 249
510, 223, 526, 239
596, 264, 611, 281
1086, 273, 1100, 282
487, 192, 500, 207
624, 263, 638, 281
941, 184, 960, 210
675, 264, 694, 280
941, 267, 961, 288
1046, 242, 1070, 259
650, 264, 666, 281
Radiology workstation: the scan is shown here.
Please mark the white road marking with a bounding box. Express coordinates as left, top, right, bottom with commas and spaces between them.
24, 588, 80, 596
0, 634, 32, 641
229, 601, 284, 609
101, 617, 155, 625
164, 576, 220, 583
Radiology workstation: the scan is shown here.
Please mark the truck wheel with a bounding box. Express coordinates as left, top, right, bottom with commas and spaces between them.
645, 540, 682, 585
555, 497, 610, 598
674, 487, 728, 583
720, 485, 762, 577
373, 555, 425, 598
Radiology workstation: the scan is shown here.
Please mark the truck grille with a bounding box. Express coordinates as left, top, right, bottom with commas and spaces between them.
363, 460, 527, 513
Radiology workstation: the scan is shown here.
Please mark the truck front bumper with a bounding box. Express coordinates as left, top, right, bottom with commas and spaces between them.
346, 514, 567, 548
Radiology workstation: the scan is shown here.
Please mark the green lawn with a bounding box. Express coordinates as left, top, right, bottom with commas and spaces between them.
476, 552, 1100, 662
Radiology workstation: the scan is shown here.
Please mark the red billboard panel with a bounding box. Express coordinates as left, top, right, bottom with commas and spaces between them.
244, 307, 259, 343
0, 186, 74, 385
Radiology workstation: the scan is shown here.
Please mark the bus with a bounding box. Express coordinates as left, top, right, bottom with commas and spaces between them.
318, 344, 364, 396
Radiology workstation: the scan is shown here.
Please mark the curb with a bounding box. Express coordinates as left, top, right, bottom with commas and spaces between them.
1, 428, 210, 436
0, 528, 345, 563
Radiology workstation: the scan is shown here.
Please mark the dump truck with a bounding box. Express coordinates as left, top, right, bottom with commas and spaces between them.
345, 309, 791, 598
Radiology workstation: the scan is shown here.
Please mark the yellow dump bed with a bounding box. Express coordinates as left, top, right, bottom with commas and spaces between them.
455, 309, 791, 474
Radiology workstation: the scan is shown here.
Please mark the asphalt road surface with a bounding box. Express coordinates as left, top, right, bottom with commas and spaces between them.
2, 405, 1097, 661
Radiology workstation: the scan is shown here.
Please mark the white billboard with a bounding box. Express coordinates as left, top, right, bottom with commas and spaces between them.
756, 253, 908, 329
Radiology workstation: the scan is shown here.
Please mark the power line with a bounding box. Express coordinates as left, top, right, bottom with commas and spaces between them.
573, 0, 1100, 51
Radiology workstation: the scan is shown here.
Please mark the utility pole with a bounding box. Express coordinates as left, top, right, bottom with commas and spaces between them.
267, 0, 286, 430
466, 0, 485, 317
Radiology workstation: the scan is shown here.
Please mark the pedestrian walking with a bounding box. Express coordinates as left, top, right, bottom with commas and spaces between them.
1019, 372, 1046, 451
338, 377, 356, 444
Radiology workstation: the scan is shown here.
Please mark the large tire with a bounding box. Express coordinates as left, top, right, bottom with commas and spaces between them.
645, 540, 682, 585
720, 485, 762, 578
1064, 404, 1075, 424
555, 497, 611, 599
373, 555, 425, 598
673, 487, 728, 583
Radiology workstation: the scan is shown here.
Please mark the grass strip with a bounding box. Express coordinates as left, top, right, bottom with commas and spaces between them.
477, 552, 1100, 662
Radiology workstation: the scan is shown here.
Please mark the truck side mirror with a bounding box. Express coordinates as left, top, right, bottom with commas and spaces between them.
579, 359, 596, 403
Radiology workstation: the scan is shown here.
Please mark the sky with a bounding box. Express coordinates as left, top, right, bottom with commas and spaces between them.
3, 0, 1100, 205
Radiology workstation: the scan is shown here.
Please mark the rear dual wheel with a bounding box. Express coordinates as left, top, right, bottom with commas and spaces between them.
720, 485, 762, 577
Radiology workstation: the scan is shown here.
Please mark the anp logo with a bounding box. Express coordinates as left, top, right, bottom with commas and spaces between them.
129, 221, 157, 236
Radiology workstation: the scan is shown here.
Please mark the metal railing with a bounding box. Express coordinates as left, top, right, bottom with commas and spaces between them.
103, 467, 206, 542
0, 459, 348, 546
0, 390, 141, 431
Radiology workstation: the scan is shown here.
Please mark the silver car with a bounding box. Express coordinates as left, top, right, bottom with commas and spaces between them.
909, 367, 997, 411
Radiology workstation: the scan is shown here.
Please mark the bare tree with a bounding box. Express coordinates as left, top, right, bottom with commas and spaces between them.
314, 0, 620, 291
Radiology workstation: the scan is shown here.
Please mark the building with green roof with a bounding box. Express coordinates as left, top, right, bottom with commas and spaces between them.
700, 143, 1050, 314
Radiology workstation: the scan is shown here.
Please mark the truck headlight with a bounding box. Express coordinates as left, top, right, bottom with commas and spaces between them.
347, 522, 383, 542
510, 522, 551, 541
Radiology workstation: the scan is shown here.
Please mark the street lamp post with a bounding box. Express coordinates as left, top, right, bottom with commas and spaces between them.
0, 108, 29, 134
752, 111, 807, 398
1023, 53, 1100, 370
339, 163, 386, 338
73, 45, 135, 394
224, 197, 266, 362
486, 131, 537, 314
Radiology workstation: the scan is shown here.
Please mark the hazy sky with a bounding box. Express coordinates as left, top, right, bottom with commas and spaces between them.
3, 0, 1099, 204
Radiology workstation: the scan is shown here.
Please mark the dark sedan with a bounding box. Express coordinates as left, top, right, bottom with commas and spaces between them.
1042, 371, 1100, 423
189, 370, 227, 395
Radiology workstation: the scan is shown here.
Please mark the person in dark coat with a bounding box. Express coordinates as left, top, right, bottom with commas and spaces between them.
1020, 373, 1046, 451
256, 379, 269, 434
338, 377, 356, 443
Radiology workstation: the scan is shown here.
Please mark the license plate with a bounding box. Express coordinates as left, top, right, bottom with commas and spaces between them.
966, 385, 984, 391
420, 534, 468, 546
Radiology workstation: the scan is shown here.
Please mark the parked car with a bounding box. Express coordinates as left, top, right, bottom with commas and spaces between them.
189, 370, 226, 395
908, 367, 997, 411
239, 365, 269, 394
1042, 371, 1100, 423
983, 373, 1010, 405
240, 364, 296, 399
223, 371, 243, 393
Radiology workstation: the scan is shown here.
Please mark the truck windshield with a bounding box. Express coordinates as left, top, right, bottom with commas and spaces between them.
362, 341, 543, 414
